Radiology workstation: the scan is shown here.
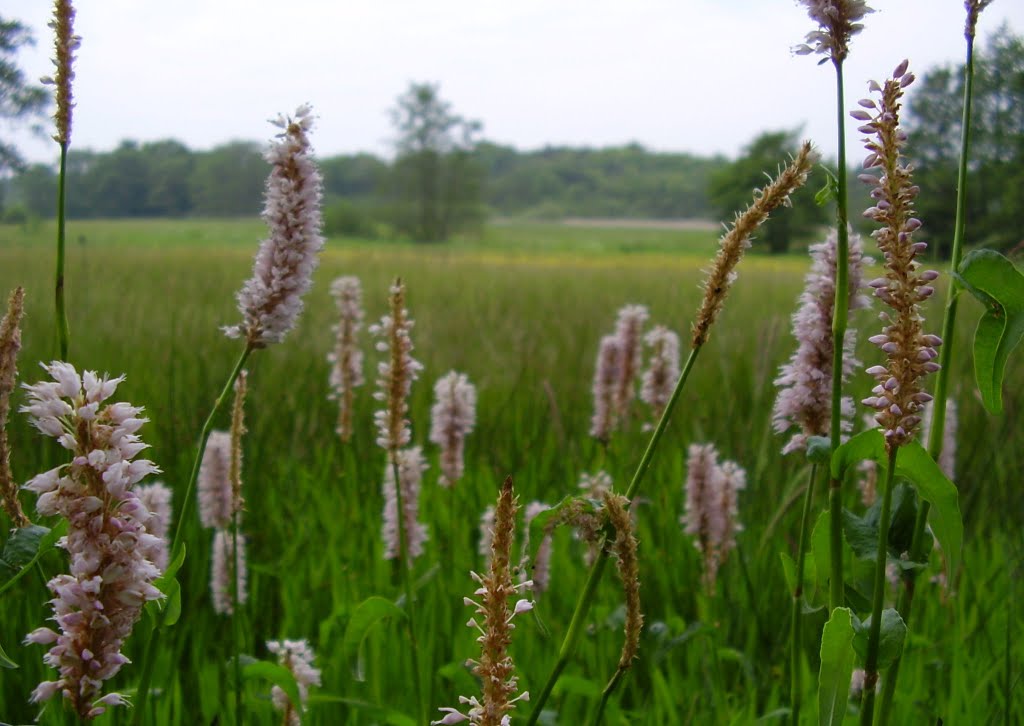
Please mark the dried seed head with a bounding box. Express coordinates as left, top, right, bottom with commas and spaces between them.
371, 279, 423, 452
0, 287, 28, 527
692, 142, 818, 348
43, 0, 80, 145
603, 493, 643, 670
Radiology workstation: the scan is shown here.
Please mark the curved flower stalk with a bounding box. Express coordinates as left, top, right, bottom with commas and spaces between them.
371, 279, 423, 453
692, 142, 818, 348
773, 230, 870, 454
211, 529, 247, 615
381, 446, 428, 562
136, 482, 172, 570
224, 105, 325, 348
577, 471, 613, 564
431, 477, 531, 726
429, 371, 477, 487
682, 443, 746, 589
20, 363, 164, 719
639, 325, 680, 426
267, 639, 322, 726
327, 276, 364, 443
612, 305, 649, 420
0, 287, 28, 527
589, 335, 621, 443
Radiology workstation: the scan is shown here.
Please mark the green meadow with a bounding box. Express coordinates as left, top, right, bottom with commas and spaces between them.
0, 218, 1020, 724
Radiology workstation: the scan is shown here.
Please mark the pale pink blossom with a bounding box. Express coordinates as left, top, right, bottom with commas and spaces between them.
589, 335, 621, 443
327, 276, 364, 442
211, 529, 248, 616
640, 325, 680, 424
772, 230, 870, 454
224, 105, 324, 347
382, 446, 428, 562
612, 304, 649, 419
429, 371, 477, 487
20, 362, 164, 719
197, 430, 233, 530
478, 505, 495, 559
682, 443, 745, 588
136, 481, 173, 570
794, 0, 873, 63
267, 639, 322, 726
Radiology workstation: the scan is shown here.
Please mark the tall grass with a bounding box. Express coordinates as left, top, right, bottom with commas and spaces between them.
0, 218, 1019, 723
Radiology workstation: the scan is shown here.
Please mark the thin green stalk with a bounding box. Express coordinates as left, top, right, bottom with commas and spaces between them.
527, 347, 700, 724
592, 666, 625, 726
877, 28, 979, 724
860, 447, 899, 726
828, 58, 850, 614
55, 143, 70, 360
231, 516, 244, 725
133, 343, 253, 725
790, 462, 820, 725
389, 453, 424, 723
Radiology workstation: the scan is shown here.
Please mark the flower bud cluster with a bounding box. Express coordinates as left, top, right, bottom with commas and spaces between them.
21, 363, 164, 718
432, 478, 530, 725
640, 325, 681, 425
371, 280, 423, 452
793, 0, 873, 64
854, 62, 941, 449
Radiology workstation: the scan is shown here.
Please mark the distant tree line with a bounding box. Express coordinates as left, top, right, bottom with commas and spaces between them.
0, 138, 727, 230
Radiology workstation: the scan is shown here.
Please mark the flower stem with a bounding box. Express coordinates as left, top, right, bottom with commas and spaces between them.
527, 346, 700, 723
55, 143, 70, 360
877, 27, 978, 725
390, 453, 424, 723
790, 462, 820, 725
231, 516, 244, 725
860, 446, 899, 726
132, 343, 253, 725
828, 57, 850, 614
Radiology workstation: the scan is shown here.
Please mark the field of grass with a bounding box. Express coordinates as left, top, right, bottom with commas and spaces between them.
0, 218, 1020, 725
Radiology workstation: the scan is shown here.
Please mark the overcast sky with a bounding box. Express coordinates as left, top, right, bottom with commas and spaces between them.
4, 1, 1022, 166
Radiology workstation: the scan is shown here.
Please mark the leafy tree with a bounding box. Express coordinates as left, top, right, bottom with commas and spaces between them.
142, 140, 194, 216
188, 141, 264, 216
905, 24, 1024, 256
7, 163, 56, 218
388, 82, 483, 241
708, 129, 826, 254
0, 16, 49, 176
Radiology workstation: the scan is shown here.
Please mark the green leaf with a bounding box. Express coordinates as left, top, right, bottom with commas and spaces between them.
852, 608, 907, 670
814, 166, 840, 207
818, 606, 856, 726
0, 520, 68, 597
243, 659, 301, 711
162, 579, 182, 627
342, 596, 406, 682
955, 249, 1024, 414
307, 696, 414, 726
842, 485, 931, 570
0, 638, 18, 669
832, 431, 962, 579
806, 436, 832, 464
